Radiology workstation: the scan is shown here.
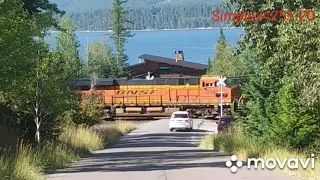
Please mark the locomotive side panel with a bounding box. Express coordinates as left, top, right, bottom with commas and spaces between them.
175, 85, 200, 105
199, 86, 233, 105
100, 84, 204, 107
97, 85, 235, 107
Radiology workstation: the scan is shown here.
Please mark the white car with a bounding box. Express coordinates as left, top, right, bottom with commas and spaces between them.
169, 111, 193, 131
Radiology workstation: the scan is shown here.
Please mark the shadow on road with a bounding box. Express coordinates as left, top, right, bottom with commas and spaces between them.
113, 132, 207, 148
54, 149, 228, 174
50, 125, 227, 175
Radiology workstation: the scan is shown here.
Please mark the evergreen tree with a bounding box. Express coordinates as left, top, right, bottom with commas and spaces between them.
207, 57, 212, 73
214, 28, 228, 61
109, 0, 134, 78
208, 29, 234, 76
207, 29, 254, 86
55, 14, 82, 78
23, 0, 64, 29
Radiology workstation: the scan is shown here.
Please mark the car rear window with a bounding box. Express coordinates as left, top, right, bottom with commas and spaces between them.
172, 114, 188, 118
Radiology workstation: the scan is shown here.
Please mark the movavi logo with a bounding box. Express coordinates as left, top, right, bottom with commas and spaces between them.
226, 154, 316, 173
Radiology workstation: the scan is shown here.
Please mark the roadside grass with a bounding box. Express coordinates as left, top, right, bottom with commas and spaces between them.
199, 125, 320, 180
262, 148, 320, 180
92, 121, 136, 147
0, 154, 11, 180
13, 144, 44, 180
0, 121, 136, 180
59, 124, 104, 155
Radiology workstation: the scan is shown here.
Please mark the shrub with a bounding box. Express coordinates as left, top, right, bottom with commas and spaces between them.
80, 93, 104, 125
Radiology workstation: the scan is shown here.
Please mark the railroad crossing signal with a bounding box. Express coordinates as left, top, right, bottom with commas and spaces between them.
216, 76, 226, 87
217, 76, 227, 117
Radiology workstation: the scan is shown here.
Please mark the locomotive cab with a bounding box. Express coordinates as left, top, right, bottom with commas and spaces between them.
200, 75, 220, 88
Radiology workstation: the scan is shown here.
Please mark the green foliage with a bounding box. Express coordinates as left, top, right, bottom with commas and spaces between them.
23, 0, 64, 30
207, 29, 253, 86
0, 0, 41, 96
24, 0, 62, 14
55, 14, 83, 78
206, 58, 212, 73
86, 40, 114, 77
227, 0, 320, 150
0, 0, 136, 179
207, 29, 234, 76
109, 0, 134, 78
0, 0, 81, 144
268, 77, 320, 148
80, 94, 104, 126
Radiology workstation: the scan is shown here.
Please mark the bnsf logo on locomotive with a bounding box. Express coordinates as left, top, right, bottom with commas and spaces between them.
116, 90, 157, 95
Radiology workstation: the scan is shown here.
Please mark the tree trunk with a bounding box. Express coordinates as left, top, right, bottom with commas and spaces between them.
34, 116, 41, 146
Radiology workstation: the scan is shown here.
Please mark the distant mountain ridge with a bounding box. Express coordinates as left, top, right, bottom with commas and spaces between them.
50, 0, 232, 31
50, 0, 225, 13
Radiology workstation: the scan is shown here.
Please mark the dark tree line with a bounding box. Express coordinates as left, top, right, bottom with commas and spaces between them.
69, 2, 234, 31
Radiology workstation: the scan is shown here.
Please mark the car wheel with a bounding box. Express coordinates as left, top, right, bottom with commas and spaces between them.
170, 128, 174, 132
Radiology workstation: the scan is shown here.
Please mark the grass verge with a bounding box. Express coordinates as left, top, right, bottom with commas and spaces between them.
0, 121, 136, 180
199, 125, 320, 180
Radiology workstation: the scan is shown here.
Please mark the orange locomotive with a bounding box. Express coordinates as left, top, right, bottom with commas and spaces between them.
75, 75, 242, 119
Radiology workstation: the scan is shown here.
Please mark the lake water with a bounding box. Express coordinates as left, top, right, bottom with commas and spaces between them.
48, 28, 244, 65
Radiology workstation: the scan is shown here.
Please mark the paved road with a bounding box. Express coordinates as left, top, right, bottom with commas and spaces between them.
47, 119, 298, 180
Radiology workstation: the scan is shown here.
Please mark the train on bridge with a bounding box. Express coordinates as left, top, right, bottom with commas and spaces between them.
74, 75, 242, 120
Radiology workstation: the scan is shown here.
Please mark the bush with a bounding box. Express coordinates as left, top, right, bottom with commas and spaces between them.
80, 93, 104, 125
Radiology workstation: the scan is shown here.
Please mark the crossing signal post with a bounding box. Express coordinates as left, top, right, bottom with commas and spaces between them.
216, 76, 227, 117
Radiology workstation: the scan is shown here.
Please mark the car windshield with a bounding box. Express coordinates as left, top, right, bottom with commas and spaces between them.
172, 114, 188, 118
